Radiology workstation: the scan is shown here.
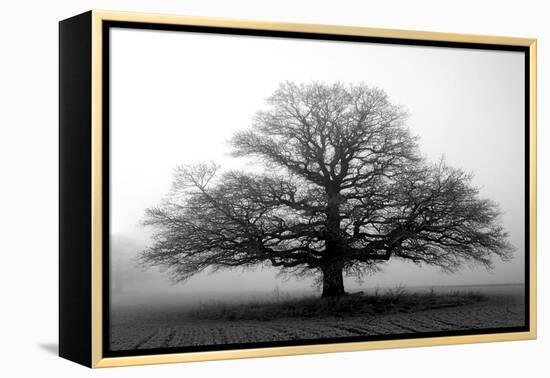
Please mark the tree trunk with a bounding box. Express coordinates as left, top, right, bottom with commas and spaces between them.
321, 261, 345, 298
322, 189, 345, 298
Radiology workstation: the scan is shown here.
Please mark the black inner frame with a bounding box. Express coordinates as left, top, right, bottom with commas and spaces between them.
102, 20, 531, 358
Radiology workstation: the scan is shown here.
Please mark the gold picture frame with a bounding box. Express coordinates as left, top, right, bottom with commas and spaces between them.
59, 10, 537, 368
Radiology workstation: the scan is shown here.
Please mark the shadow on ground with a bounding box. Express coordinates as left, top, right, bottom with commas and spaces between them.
38, 343, 58, 355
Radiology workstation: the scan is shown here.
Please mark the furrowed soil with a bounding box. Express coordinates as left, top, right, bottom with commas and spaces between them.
109, 284, 525, 351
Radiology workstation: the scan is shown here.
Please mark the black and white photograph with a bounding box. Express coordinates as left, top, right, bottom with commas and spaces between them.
107, 25, 528, 355
4, 0, 549, 376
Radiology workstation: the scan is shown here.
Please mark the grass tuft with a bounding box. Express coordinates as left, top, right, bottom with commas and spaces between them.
189, 287, 486, 321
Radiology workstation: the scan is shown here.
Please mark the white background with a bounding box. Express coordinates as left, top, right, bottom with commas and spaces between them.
0, 0, 547, 377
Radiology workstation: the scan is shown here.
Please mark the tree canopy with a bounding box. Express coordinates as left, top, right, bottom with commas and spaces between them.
140, 82, 513, 297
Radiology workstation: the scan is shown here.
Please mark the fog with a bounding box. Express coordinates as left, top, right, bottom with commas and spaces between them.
110, 28, 525, 297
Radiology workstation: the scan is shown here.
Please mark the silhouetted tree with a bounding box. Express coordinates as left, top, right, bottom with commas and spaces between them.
140, 82, 513, 298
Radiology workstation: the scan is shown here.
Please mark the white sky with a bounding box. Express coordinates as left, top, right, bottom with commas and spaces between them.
110, 27, 525, 293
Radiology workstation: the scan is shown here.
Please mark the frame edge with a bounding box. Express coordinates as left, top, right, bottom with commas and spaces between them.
88, 10, 538, 368
93, 9, 536, 46
59, 10, 94, 368
91, 9, 104, 369
528, 39, 537, 339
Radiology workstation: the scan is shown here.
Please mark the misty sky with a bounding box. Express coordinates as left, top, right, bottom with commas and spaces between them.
110, 28, 525, 295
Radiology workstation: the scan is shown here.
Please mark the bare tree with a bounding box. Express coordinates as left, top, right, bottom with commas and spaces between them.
140, 82, 513, 298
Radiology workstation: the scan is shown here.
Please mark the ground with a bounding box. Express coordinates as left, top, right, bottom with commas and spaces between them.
109, 284, 525, 351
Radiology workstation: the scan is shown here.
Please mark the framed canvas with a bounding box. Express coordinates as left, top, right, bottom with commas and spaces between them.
59, 10, 537, 368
